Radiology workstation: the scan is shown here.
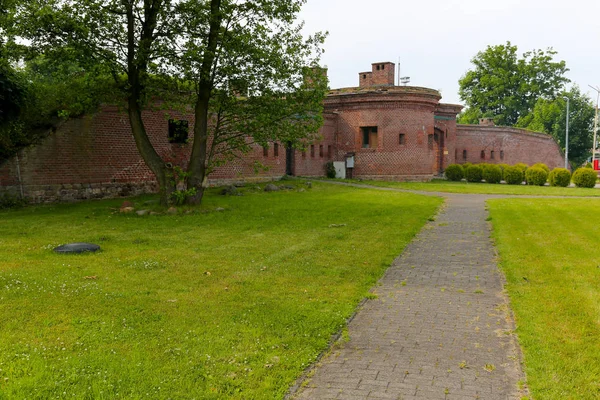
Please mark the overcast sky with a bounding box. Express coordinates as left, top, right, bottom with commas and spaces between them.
299, 0, 600, 106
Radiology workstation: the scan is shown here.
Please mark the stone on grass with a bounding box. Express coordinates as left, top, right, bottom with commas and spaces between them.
220, 185, 238, 196
136, 210, 149, 216
215, 207, 225, 212
264, 184, 280, 192
280, 185, 295, 190
305, 181, 312, 188
54, 243, 101, 254
120, 200, 133, 209
167, 207, 178, 215
120, 207, 135, 213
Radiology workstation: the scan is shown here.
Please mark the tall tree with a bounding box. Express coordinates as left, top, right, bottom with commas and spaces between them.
458, 42, 569, 126
516, 86, 595, 166
8, 0, 327, 206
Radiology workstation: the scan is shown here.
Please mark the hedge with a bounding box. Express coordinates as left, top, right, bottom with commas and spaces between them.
445, 164, 464, 181
548, 168, 571, 187
525, 167, 548, 186
572, 168, 597, 188
482, 164, 502, 184
503, 166, 524, 185
465, 164, 483, 183
531, 163, 550, 173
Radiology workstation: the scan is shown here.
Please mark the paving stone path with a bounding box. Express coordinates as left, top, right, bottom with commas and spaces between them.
292, 191, 525, 400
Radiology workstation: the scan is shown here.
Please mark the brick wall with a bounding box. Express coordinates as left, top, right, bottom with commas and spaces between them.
455, 125, 565, 168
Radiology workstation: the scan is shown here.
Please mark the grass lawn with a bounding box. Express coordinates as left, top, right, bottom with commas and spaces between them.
489, 198, 600, 399
0, 182, 441, 399
343, 179, 600, 197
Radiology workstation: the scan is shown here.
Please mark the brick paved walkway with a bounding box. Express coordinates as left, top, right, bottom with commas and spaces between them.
292, 193, 525, 400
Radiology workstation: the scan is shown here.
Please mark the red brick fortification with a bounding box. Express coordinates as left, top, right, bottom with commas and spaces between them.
455, 125, 565, 168
326, 85, 462, 180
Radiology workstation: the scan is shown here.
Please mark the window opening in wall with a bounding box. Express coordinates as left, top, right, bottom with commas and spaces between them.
310, 144, 315, 157
302, 150, 306, 159
463, 150, 467, 160
381, 64, 385, 70
399, 133, 406, 145
376, 65, 380, 71
263, 145, 269, 157
480, 150, 485, 159
500, 150, 504, 160
361, 126, 378, 149
168, 119, 189, 143
491, 150, 495, 159
274, 143, 279, 157
319, 145, 324, 157
327, 145, 332, 158
363, 74, 366, 79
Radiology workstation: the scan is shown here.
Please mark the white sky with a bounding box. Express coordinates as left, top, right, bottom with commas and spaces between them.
299, 0, 600, 105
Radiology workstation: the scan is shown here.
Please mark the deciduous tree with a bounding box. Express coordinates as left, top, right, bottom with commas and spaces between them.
458, 42, 569, 126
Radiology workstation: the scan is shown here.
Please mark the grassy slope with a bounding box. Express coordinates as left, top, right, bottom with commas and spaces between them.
0, 183, 441, 399
489, 198, 600, 399
350, 179, 600, 197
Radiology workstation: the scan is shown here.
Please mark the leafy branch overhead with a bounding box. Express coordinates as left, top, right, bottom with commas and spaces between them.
4, 0, 328, 205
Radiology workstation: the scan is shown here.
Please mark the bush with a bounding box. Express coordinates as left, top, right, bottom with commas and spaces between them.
463, 162, 472, 170
503, 166, 523, 185
525, 167, 548, 186
498, 163, 510, 173
445, 164, 464, 181
531, 163, 550, 173
482, 164, 502, 184
572, 168, 597, 188
548, 168, 571, 187
584, 162, 593, 169
0, 193, 27, 209
324, 161, 336, 178
465, 164, 483, 183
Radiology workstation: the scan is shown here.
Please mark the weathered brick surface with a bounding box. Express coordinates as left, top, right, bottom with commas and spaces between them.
455, 125, 565, 168
0, 61, 567, 203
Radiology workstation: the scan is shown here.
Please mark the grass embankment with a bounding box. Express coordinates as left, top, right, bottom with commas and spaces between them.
489, 198, 600, 399
0, 182, 441, 399
350, 179, 600, 196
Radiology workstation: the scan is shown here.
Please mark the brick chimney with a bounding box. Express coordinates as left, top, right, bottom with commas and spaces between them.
358, 62, 396, 87
479, 118, 495, 126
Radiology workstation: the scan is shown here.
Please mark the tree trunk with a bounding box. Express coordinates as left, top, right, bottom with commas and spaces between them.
127, 97, 174, 206
186, 0, 222, 205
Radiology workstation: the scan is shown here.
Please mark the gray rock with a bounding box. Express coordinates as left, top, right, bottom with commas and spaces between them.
215, 207, 225, 212
280, 185, 295, 190
220, 185, 238, 196
120, 207, 135, 213
54, 243, 101, 254
136, 210, 149, 216
264, 184, 280, 192
305, 181, 312, 188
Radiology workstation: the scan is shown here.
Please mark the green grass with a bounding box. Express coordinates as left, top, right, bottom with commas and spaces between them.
342, 178, 600, 196
489, 198, 600, 399
0, 182, 441, 399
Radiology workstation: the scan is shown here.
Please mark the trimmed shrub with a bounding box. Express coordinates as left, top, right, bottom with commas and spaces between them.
482, 164, 502, 184
498, 163, 510, 173
531, 163, 550, 173
548, 168, 571, 187
325, 161, 336, 178
572, 168, 597, 188
525, 167, 548, 186
514, 163, 528, 173
445, 164, 464, 181
463, 162, 472, 170
465, 164, 483, 183
584, 162, 593, 169
503, 166, 524, 185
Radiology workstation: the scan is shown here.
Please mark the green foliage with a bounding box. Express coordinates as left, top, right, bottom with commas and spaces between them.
525, 167, 548, 186
482, 164, 502, 184
572, 168, 597, 188
465, 164, 483, 183
503, 166, 524, 185
584, 162, 593, 169
517, 87, 596, 166
0, 183, 442, 398
444, 164, 464, 181
0, 192, 26, 209
514, 163, 529, 174
459, 42, 569, 126
548, 168, 571, 187
498, 163, 510, 172
324, 161, 336, 178
531, 163, 550, 173
462, 162, 472, 170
